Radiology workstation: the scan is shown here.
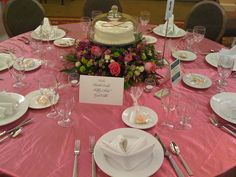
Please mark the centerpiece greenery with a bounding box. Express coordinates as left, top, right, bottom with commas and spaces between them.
61, 38, 164, 88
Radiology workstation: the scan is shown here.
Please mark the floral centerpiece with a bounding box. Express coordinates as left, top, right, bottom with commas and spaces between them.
61, 39, 164, 88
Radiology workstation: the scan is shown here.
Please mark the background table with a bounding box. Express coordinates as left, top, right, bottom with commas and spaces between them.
0, 23, 235, 177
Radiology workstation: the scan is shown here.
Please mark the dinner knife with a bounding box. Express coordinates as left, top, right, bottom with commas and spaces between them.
0, 118, 33, 137
154, 133, 185, 177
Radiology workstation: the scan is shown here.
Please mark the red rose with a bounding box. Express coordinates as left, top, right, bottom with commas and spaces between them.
108, 62, 120, 76
91, 46, 102, 57
124, 53, 133, 62
145, 62, 157, 73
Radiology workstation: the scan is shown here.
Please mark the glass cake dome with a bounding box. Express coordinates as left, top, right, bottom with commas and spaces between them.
89, 5, 139, 46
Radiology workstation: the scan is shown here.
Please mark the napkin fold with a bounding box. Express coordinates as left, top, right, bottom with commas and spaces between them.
100, 135, 155, 170
33, 17, 57, 39
219, 46, 236, 61
0, 92, 18, 119
162, 15, 181, 35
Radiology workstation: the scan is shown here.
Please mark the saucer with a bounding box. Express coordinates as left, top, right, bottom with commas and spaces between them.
182, 73, 212, 89
13, 58, 42, 71
172, 50, 197, 61
143, 35, 157, 44
53, 37, 76, 47
122, 106, 158, 129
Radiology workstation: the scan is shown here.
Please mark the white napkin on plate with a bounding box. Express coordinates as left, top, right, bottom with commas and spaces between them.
33, 17, 57, 39
100, 135, 155, 170
219, 46, 236, 61
0, 92, 17, 118
162, 15, 181, 35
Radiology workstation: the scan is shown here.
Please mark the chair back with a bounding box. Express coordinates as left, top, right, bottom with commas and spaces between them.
184, 0, 227, 42
83, 0, 122, 18
3, 0, 45, 37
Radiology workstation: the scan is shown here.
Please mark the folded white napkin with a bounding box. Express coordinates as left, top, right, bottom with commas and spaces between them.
162, 15, 180, 35
34, 17, 57, 39
219, 46, 236, 61
0, 92, 17, 118
100, 135, 155, 170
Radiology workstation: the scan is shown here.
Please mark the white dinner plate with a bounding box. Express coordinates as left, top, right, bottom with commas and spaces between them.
122, 106, 158, 129
172, 50, 197, 61
153, 25, 186, 38
0, 53, 15, 71
31, 28, 66, 41
210, 92, 236, 124
25, 90, 59, 109
0, 93, 28, 126
53, 37, 76, 47
13, 58, 42, 71
182, 73, 212, 89
205, 52, 236, 71
94, 128, 164, 177
143, 35, 157, 44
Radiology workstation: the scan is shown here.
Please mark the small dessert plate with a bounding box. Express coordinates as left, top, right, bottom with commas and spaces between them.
172, 50, 197, 61
13, 58, 42, 71
122, 106, 158, 129
143, 35, 157, 44
53, 37, 76, 47
182, 73, 212, 89
25, 90, 59, 109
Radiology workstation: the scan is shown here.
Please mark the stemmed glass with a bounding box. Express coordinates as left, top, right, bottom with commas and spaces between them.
9, 57, 27, 88
38, 74, 59, 119
130, 84, 144, 106
184, 29, 195, 52
193, 26, 206, 53
139, 11, 151, 33
216, 54, 234, 92
80, 17, 91, 40
160, 88, 179, 128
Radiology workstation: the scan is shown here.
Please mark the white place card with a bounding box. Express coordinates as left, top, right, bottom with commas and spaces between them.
170, 59, 181, 85
79, 75, 124, 105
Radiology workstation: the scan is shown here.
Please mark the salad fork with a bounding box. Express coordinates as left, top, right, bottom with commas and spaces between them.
89, 136, 97, 177
72, 139, 80, 177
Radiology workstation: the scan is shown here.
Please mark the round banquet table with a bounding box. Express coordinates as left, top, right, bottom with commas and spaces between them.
0, 23, 235, 177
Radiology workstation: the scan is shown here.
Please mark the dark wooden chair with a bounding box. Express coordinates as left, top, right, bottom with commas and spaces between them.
83, 0, 122, 18
184, 0, 227, 42
3, 0, 45, 37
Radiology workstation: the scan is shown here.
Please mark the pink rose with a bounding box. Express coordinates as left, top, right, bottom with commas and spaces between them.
91, 46, 102, 57
145, 62, 157, 73
124, 53, 133, 62
108, 62, 120, 76
104, 49, 111, 55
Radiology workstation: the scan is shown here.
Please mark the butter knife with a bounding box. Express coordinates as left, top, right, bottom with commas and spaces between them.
155, 133, 185, 177
0, 118, 33, 137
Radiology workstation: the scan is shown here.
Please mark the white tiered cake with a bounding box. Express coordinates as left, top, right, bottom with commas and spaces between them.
93, 20, 135, 45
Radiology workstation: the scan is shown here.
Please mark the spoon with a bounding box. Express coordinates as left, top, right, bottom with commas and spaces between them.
209, 116, 236, 138
170, 141, 193, 176
0, 127, 23, 143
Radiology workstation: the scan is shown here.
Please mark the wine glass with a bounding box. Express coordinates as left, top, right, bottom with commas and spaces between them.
57, 96, 75, 127
193, 26, 206, 53
38, 74, 59, 119
80, 17, 91, 40
216, 54, 234, 92
160, 88, 179, 128
130, 84, 144, 106
10, 57, 27, 88
139, 11, 151, 33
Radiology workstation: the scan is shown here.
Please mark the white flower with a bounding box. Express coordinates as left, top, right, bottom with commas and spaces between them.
75, 61, 81, 67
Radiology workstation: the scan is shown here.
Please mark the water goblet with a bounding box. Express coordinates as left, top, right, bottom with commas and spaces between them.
216, 54, 234, 92
193, 26, 206, 53
139, 11, 151, 33
184, 29, 195, 52
57, 96, 75, 127
38, 74, 59, 119
160, 88, 179, 128
130, 84, 144, 106
80, 17, 91, 39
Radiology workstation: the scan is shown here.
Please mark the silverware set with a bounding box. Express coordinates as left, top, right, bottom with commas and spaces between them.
17, 36, 31, 45
72, 139, 80, 177
0, 118, 33, 143
89, 136, 97, 177
209, 115, 236, 138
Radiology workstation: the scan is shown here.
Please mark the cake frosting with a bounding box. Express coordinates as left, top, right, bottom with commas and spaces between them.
93, 21, 135, 45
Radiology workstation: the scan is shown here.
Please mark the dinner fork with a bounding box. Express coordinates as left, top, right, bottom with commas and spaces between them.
89, 136, 97, 177
72, 139, 80, 177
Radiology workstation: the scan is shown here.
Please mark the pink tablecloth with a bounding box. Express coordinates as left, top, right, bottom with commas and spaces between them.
0, 23, 235, 177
